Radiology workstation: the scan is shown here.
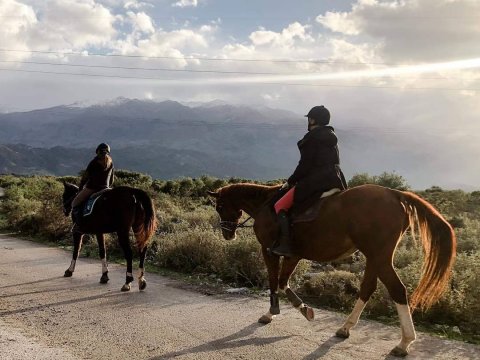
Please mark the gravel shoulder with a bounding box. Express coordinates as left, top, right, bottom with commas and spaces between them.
0, 234, 479, 360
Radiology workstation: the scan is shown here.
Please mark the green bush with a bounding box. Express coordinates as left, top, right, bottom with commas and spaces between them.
1, 173, 479, 340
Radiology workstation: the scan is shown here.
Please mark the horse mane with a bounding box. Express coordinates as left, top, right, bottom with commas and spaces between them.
219, 183, 280, 204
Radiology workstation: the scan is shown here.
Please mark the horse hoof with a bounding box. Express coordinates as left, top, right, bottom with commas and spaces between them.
390, 346, 408, 357
139, 279, 147, 291
64, 269, 73, 277
300, 306, 315, 321
121, 283, 131, 292
258, 315, 273, 324
100, 272, 109, 284
335, 328, 350, 339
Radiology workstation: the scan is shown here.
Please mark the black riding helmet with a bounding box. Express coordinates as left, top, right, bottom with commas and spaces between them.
96, 143, 110, 155
305, 105, 330, 126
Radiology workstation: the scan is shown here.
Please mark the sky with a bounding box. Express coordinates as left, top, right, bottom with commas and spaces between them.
0, 0, 480, 187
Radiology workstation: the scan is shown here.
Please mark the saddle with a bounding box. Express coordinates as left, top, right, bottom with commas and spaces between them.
83, 188, 111, 216
291, 188, 342, 223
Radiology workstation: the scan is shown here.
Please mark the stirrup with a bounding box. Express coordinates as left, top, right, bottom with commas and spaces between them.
268, 243, 293, 257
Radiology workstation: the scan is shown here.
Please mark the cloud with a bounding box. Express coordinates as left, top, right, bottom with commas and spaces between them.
316, 0, 480, 62
32, 0, 118, 49
0, 0, 38, 61
113, 26, 209, 68
0, 0, 119, 60
124, 0, 152, 10
249, 22, 313, 47
126, 10, 155, 34
172, 0, 198, 8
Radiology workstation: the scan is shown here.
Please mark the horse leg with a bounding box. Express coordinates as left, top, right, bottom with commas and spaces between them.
118, 231, 134, 292
336, 260, 378, 338
258, 247, 281, 324
64, 231, 83, 277
378, 263, 416, 357
279, 257, 314, 321
96, 233, 109, 284
137, 246, 147, 291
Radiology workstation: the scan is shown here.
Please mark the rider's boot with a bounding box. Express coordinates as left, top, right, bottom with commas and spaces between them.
72, 205, 82, 227
270, 210, 293, 257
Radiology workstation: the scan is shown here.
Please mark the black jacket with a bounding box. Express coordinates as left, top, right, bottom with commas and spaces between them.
288, 126, 347, 206
80, 158, 115, 191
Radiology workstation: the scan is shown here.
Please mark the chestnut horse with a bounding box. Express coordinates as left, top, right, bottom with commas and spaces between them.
208, 183, 456, 357
62, 182, 157, 291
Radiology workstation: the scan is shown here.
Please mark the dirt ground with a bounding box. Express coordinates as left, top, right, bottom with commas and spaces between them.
0, 234, 479, 359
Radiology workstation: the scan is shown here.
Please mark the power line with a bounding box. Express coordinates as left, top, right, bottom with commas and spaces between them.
0, 60, 454, 80
0, 15, 478, 20
0, 67, 478, 92
0, 48, 399, 66
0, 60, 286, 76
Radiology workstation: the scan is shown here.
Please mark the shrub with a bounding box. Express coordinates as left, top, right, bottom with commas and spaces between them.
300, 270, 361, 311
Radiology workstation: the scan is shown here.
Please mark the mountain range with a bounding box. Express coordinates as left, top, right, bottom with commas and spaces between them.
0, 98, 477, 190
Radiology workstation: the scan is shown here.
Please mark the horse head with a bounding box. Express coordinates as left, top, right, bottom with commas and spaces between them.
62, 182, 79, 216
207, 190, 242, 241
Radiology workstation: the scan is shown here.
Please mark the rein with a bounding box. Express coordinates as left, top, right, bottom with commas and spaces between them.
63, 193, 77, 209
218, 189, 283, 232
220, 216, 253, 232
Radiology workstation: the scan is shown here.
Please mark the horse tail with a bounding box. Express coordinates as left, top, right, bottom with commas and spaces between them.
398, 191, 456, 311
133, 189, 157, 250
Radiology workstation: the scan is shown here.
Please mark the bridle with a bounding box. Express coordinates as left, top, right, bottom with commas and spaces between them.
219, 216, 253, 232
216, 186, 283, 233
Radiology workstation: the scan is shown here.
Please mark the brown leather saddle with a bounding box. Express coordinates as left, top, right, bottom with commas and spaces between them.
291, 188, 342, 223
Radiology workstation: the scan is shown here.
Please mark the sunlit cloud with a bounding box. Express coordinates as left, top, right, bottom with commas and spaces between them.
154, 57, 480, 85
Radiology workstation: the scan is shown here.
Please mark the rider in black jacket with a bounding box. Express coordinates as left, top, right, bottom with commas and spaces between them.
71, 143, 114, 223
270, 106, 347, 257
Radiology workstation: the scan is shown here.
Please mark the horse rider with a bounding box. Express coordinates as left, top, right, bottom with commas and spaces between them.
270, 105, 348, 257
71, 143, 115, 224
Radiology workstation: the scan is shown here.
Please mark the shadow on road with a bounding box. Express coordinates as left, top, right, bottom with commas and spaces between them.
149, 322, 292, 359
0, 276, 63, 290
301, 335, 346, 359
0, 290, 123, 316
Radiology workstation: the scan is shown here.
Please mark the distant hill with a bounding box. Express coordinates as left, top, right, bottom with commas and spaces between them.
0, 98, 478, 190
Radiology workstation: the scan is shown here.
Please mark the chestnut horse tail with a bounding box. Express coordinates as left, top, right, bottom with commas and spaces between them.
133, 189, 157, 250
398, 190, 456, 311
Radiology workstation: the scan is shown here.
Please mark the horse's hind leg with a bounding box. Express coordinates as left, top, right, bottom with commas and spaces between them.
118, 230, 134, 292
258, 247, 280, 324
378, 263, 416, 357
137, 246, 147, 291
336, 259, 378, 338
96, 233, 109, 284
64, 231, 83, 277
279, 257, 314, 321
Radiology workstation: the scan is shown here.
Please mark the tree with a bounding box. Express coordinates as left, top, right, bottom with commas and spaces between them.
374, 171, 410, 191
348, 171, 410, 191
348, 173, 375, 188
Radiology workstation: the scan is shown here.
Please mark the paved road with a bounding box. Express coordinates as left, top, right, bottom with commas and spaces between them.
0, 234, 478, 359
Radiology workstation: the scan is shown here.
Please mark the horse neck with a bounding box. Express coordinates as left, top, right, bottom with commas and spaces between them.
229, 184, 277, 217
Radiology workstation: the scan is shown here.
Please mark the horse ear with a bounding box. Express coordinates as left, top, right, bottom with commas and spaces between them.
207, 190, 219, 198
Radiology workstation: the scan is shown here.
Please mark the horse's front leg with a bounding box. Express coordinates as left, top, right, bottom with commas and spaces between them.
96, 233, 109, 284
118, 231, 134, 292
64, 231, 83, 277
258, 247, 280, 324
279, 257, 314, 321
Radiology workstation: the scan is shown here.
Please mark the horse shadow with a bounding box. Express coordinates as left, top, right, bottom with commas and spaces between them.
149, 322, 291, 359
0, 284, 123, 317
301, 335, 346, 359
0, 276, 62, 289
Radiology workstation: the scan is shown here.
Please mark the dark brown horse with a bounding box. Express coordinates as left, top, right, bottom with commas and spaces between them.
62, 182, 157, 291
208, 183, 456, 357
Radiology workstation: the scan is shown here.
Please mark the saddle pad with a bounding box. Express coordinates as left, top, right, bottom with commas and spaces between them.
292, 188, 342, 224
83, 188, 110, 216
